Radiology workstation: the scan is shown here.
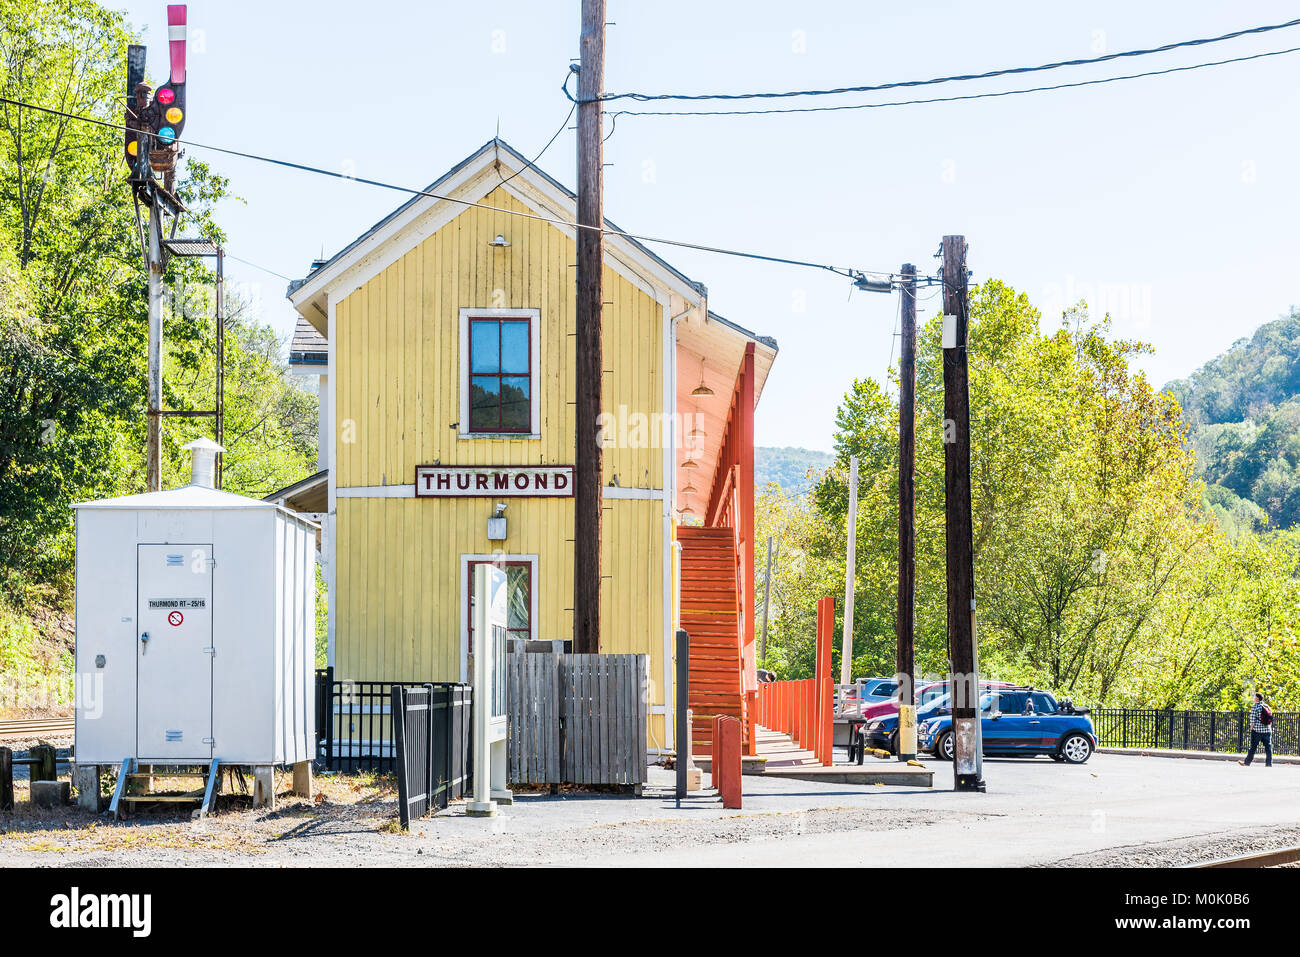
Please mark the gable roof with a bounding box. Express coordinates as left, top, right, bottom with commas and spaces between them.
286, 138, 776, 354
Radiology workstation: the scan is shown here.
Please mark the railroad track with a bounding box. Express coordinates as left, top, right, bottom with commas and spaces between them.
0, 716, 74, 738
1192, 845, 1300, 868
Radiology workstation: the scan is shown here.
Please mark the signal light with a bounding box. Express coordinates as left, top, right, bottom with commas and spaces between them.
121, 6, 188, 178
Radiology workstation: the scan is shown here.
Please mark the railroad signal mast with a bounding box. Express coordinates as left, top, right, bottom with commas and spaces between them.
125, 5, 227, 491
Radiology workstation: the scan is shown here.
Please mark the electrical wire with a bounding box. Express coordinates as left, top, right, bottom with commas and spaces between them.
607, 44, 1300, 118
494, 101, 576, 189
0, 94, 904, 283
225, 254, 293, 281
580, 16, 1300, 104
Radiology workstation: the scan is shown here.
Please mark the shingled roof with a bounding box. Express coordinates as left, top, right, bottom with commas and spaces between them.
289, 317, 327, 366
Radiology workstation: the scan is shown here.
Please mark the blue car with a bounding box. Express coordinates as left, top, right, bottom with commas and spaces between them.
858, 681, 1011, 755
918, 688, 1097, 764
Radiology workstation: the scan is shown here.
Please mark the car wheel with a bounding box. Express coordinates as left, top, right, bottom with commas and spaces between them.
1059, 732, 1093, 764
936, 730, 955, 762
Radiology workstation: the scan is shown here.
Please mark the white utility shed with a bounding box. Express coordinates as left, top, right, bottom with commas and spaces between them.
73, 468, 317, 768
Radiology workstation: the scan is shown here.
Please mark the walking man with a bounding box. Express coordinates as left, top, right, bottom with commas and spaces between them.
1239, 692, 1273, 767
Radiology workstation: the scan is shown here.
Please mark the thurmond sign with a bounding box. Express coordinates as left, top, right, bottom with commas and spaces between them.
415, 465, 575, 498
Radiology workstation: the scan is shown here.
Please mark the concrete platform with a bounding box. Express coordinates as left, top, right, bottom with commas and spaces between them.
693, 726, 933, 787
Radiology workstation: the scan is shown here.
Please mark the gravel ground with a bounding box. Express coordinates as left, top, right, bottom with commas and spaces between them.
1051, 824, 1300, 868
2, 752, 1297, 867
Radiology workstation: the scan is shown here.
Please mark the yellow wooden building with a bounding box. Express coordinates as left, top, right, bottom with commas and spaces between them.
281, 139, 777, 752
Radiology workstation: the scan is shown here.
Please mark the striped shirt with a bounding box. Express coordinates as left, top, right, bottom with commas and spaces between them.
1249, 702, 1272, 734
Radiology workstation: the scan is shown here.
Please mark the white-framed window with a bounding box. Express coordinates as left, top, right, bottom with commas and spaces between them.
459, 307, 541, 438
459, 553, 539, 683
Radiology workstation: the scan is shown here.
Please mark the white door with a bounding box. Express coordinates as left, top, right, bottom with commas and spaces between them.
136, 544, 214, 760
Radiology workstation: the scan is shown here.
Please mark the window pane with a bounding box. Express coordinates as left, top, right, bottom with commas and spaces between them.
506, 565, 530, 631
470, 376, 500, 431
471, 320, 500, 373
500, 376, 530, 432
500, 321, 530, 374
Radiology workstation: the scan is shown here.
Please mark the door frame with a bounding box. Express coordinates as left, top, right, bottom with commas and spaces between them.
458, 553, 538, 683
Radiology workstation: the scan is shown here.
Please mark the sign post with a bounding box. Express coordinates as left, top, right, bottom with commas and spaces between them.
467, 563, 511, 816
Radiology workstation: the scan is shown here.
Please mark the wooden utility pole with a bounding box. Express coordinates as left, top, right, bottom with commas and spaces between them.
573, 0, 606, 654
896, 263, 918, 761
840, 456, 859, 685
941, 236, 984, 791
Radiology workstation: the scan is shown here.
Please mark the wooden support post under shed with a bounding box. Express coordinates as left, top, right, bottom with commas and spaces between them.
291, 760, 313, 800
252, 766, 276, 808
74, 764, 102, 812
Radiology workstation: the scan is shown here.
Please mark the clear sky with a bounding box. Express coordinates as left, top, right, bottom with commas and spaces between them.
111, 0, 1300, 452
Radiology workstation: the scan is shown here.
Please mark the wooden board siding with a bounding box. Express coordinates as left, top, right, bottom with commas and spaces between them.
330, 187, 667, 744
333, 187, 662, 487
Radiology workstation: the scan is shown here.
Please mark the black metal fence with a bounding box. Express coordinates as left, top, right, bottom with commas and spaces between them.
316, 667, 472, 774
1092, 707, 1299, 756
392, 683, 472, 828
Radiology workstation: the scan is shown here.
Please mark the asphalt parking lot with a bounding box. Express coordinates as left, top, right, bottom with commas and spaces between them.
3, 750, 1296, 867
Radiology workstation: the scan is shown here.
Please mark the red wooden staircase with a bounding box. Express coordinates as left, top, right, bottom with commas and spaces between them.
678, 525, 745, 755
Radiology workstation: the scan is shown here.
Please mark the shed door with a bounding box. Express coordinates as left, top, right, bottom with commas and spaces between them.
136, 544, 213, 760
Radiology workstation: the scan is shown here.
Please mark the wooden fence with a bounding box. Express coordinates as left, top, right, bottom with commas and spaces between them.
506, 652, 648, 787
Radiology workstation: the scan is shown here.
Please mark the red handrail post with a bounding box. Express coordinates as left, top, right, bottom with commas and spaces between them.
716, 715, 743, 809
815, 596, 835, 765
745, 689, 757, 756
823, 677, 834, 766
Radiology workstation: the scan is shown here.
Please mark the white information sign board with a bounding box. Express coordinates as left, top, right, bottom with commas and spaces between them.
467, 562, 511, 816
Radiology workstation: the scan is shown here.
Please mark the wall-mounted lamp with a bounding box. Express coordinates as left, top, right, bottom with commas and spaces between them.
488, 502, 508, 540
488, 234, 511, 248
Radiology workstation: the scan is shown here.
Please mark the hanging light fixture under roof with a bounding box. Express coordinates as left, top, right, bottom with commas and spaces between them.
681, 457, 698, 469
681, 480, 697, 495
691, 354, 714, 397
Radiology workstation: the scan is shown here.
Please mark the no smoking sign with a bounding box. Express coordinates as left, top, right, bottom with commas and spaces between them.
167, 610, 184, 627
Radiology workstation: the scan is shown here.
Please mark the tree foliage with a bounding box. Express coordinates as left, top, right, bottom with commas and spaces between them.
0, 0, 317, 644
759, 281, 1300, 709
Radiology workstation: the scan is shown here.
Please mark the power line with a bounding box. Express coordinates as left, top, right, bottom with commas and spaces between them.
581, 16, 1300, 104
607, 44, 1300, 118
0, 94, 903, 283
224, 254, 292, 281
494, 101, 576, 189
